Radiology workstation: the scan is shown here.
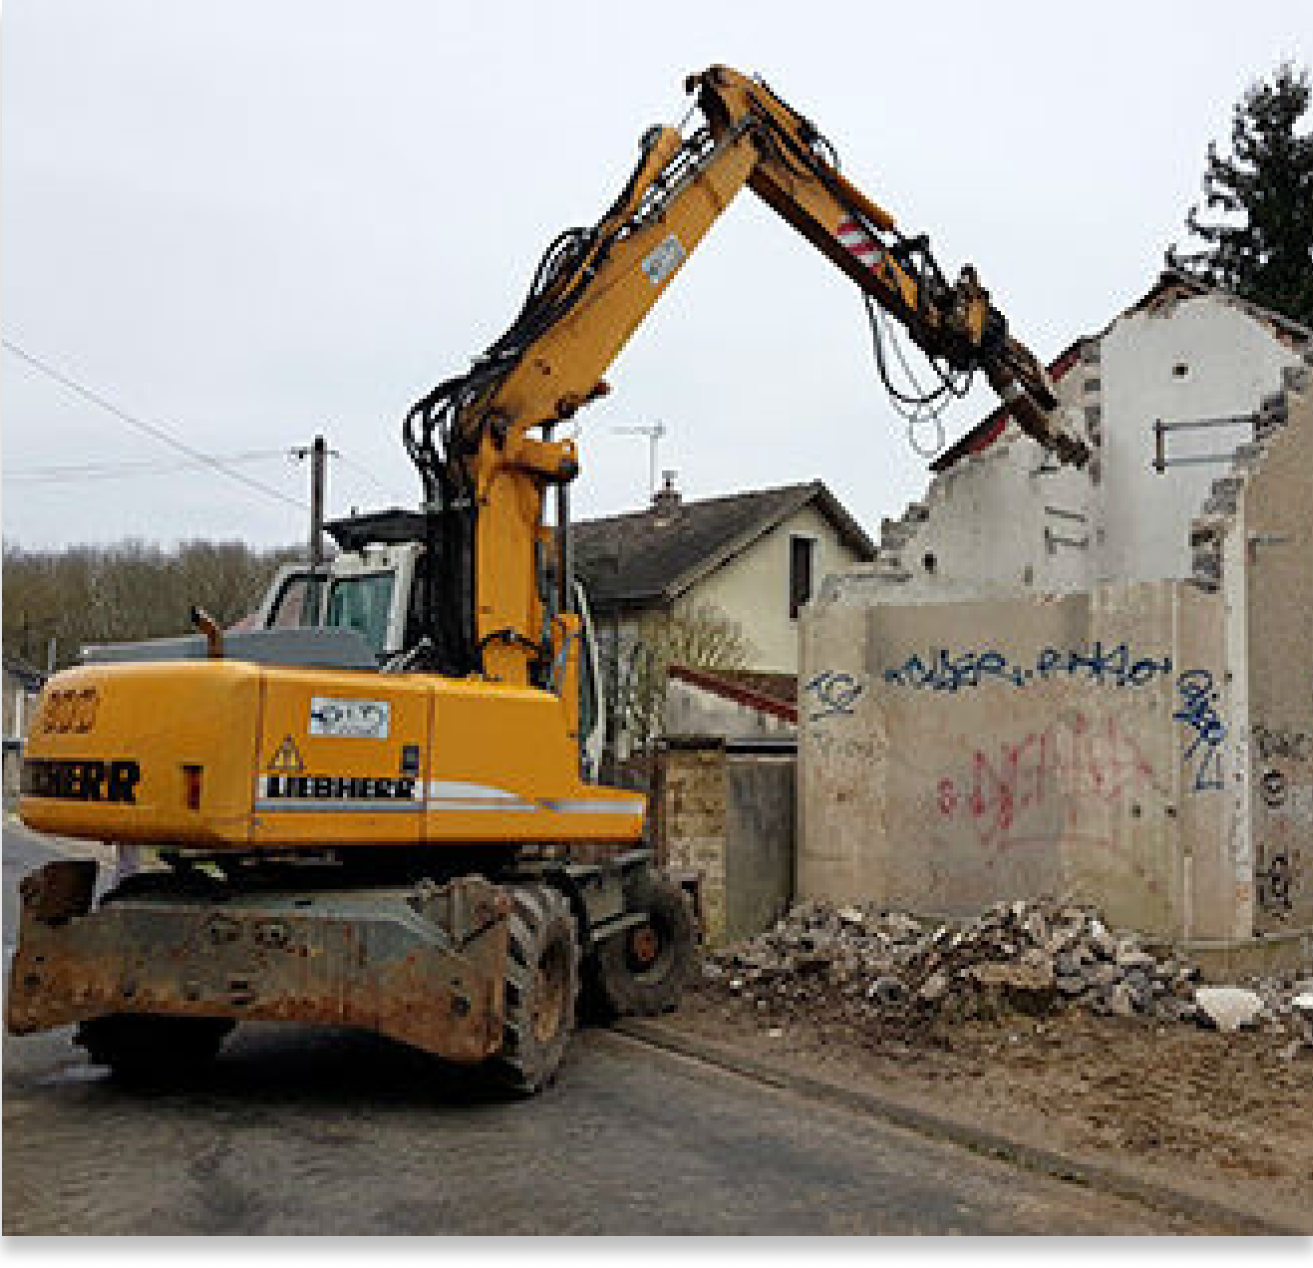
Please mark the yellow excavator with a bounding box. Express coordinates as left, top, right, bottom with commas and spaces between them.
8, 66, 1088, 1092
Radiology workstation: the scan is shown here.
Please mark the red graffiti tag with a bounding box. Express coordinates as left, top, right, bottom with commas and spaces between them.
937, 713, 1157, 847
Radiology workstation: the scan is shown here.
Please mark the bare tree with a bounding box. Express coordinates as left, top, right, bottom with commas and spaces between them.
621, 602, 755, 749
3, 539, 302, 670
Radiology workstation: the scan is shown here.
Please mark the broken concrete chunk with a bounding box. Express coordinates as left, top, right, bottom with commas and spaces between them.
1087, 920, 1117, 960
969, 960, 1055, 993
1109, 982, 1137, 1017
867, 975, 906, 1005
1194, 986, 1265, 1032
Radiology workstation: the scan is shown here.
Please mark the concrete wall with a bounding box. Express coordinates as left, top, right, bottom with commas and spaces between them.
799, 581, 1238, 941
1240, 378, 1313, 931
1099, 295, 1300, 584
829, 288, 1306, 612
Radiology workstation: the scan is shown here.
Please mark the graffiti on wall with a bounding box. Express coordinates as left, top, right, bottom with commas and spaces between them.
1252, 720, 1311, 917
882, 642, 1174, 693
803, 670, 865, 722
935, 711, 1157, 850
1172, 669, 1226, 793
880, 641, 1226, 796
1253, 725, 1312, 764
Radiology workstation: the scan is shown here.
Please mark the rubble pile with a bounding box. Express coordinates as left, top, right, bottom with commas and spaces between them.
702, 897, 1313, 1048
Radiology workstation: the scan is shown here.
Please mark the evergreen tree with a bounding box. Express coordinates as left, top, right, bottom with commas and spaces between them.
1167, 62, 1313, 326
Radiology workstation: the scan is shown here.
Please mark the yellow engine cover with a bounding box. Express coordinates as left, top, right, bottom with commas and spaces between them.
20, 661, 644, 850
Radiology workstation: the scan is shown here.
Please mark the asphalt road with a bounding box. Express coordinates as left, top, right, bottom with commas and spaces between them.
3, 821, 1205, 1235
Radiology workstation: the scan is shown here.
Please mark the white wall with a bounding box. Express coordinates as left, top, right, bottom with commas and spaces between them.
687, 502, 865, 673
1098, 296, 1301, 583
664, 676, 795, 740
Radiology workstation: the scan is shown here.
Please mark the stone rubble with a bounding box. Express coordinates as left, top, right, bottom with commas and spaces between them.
701, 897, 1313, 1051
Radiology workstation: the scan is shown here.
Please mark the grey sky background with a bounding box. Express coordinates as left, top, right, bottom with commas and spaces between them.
2, 0, 1309, 552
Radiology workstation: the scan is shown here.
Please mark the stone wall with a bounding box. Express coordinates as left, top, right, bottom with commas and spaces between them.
661, 738, 795, 945
662, 741, 730, 940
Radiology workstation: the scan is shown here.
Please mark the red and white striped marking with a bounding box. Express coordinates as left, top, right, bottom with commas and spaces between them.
836, 217, 886, 274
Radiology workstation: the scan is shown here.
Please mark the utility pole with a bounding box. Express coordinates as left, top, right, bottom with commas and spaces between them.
291, 435, 338, 570
310, 435, 326, 569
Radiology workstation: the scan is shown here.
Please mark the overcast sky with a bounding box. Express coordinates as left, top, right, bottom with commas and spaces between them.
2, 0, 1309, 552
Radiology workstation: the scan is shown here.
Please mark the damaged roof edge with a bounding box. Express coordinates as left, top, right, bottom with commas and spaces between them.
929, 269, 1313, 475
930, 339, 1085, 473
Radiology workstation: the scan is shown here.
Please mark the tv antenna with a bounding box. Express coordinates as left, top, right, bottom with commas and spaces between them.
612, 421, 667, 498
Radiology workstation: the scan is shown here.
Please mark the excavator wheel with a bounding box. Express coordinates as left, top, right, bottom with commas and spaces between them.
591, 870, 696, 1018
75, 1015, 235, 1084
491, 884, 580, 1095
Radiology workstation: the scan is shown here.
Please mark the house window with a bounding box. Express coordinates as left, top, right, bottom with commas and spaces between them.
789, 535, 815, 619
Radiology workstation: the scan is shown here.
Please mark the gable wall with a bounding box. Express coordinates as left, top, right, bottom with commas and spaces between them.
683, 503, 866, 673
1099, 296, 1301, 583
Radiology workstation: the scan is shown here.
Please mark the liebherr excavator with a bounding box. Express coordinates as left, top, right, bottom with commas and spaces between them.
8, 66, 1088, 1092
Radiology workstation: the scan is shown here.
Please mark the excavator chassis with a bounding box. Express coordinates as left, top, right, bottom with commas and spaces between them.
6, 851, 665, 1070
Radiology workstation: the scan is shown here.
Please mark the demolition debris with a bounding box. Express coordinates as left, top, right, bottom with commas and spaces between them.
702, 897, 1313, 1050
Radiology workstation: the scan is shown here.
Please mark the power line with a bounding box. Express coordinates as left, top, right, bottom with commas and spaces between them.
1, 338, 307, 512
336, 451, 412, 504
3, 449, 288, 483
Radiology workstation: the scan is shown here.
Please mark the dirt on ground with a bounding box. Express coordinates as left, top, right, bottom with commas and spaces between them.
672, 978, 1313, 1228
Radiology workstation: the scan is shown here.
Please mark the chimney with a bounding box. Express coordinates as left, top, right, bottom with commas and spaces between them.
652, 469, 681, 523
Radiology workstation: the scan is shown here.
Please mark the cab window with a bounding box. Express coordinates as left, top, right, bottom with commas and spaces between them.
326, 574, 395, 658
269, 574, 324, 629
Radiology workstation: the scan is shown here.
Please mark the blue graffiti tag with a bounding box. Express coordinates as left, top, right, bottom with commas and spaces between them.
883, 642, 1173, 693
804, 671, 865, 721
1173, 669, 1225, 792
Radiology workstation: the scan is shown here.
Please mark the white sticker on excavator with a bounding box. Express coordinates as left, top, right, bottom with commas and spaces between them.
308, 697, 390, 740
642, 234, 685, 286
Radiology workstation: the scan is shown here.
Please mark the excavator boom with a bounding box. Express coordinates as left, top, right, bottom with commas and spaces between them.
406, 65, 1088, 693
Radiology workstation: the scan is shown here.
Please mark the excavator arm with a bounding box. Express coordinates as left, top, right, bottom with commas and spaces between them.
404, 65, 1089, 692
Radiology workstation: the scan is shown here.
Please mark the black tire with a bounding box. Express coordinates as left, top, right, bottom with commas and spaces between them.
491, 884, 580, 1095
592, 870, 695, 1018
75, 1014, 234, 1084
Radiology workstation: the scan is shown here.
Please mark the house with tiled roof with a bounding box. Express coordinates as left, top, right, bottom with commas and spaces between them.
574, 475, 876, 677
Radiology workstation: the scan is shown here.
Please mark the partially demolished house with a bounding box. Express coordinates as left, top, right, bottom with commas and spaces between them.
800, 271, 1313, 972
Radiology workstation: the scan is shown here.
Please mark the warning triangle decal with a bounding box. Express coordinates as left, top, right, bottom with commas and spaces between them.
268, 735, 305, 773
